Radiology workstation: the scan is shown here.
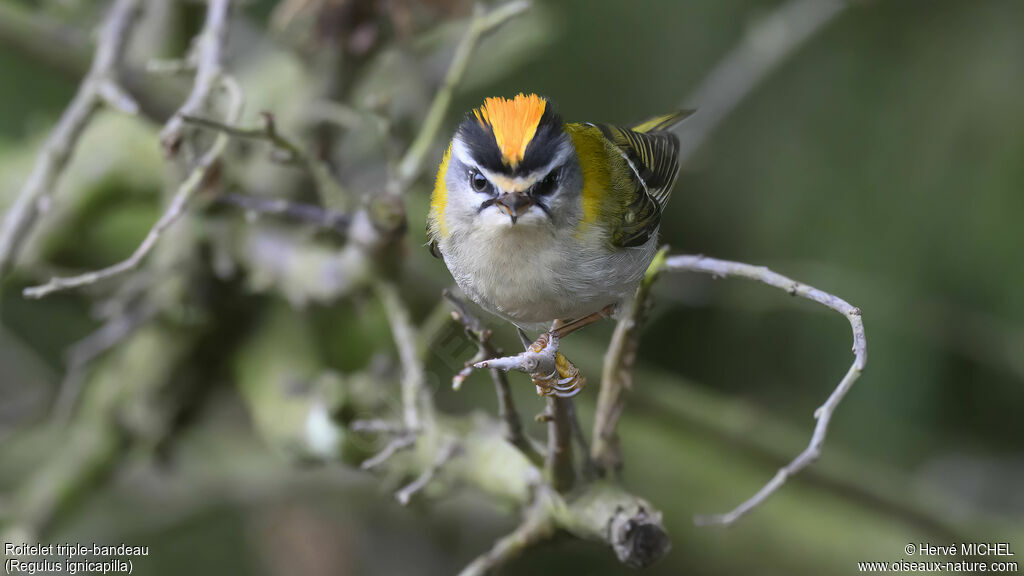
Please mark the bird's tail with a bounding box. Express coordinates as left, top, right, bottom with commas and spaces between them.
631, 109, 696, 133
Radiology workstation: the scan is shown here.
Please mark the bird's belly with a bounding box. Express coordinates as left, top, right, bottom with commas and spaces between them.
441, 224, 656, 327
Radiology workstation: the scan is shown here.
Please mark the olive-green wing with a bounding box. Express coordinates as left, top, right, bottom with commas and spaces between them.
596, 110, 693, 247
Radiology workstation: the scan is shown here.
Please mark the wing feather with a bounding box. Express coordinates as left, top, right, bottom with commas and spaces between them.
593, 110, 692, 247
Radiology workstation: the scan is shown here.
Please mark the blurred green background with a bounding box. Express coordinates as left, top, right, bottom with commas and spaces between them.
1, 0, 1022, 575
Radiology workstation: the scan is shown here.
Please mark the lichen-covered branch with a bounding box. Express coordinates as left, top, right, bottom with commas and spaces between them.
0, 0, 143, 279
663, 255, 868, 526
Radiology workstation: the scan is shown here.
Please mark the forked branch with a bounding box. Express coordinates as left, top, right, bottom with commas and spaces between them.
444, 290, 540, 463
23, 79, 245, 300
0, 0, 143, 279
160, 0, 234, 154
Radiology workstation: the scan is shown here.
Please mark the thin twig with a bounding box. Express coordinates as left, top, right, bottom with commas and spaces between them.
661, 255, 867, 527
375, 281, 431, 432
443, 290, 540, 463
0, 0, 143, 279
217, 192, 350, 235
457, 509, 556, 576
23, 78, 245, 300
473, 332, 558, 375
396, 0, 531, 187
350, 419, 407, 435
160, 0, 234, 154
395, 441, 460, 505
591, 249, 667, 475
360, 434, 416, 471
182, 112, 349, 207
677, 0, 847, 163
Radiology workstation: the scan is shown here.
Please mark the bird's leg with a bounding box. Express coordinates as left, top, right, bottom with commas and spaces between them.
475, 305, 615, 397
550, 305, 616, 339
529, 305, 613, 397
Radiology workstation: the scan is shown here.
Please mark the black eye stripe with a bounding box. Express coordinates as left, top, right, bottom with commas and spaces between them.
477, 198, 496, 213
530, 170, 559, 196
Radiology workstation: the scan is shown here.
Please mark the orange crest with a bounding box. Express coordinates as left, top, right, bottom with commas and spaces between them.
472, 94, 548, 168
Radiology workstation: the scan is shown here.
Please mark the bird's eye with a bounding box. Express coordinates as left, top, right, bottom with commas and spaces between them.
470, 171, 490, 193
531, 170, 559, 197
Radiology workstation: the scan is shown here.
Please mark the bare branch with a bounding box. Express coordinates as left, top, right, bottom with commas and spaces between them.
23, 79, 245, 300
395, 441, 460, 505
678, 0, 848, 164
396, 0, 531, 187
556, 486, 671, 569
443, 290, 539, 462
375, 281, 432, 433
457, 509, 556, 576
661, 255, 867, 526
591, 249, 668, 475
216, 193, 350, 235
0, 0, 143, 279
182, 112, 350, 207
160, 0, 234, 154
458, 483, 671, 575
545, 397, 575, 493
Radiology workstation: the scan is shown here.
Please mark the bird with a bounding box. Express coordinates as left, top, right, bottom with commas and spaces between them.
428, 93, 691, 396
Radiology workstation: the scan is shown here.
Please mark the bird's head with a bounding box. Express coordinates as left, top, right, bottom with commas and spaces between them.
443, 94, 582, 230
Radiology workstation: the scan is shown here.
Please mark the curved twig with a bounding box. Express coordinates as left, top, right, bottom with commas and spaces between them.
662, 255, 867, 527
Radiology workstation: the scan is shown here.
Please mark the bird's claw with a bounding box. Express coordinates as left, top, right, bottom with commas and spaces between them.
472, 332, 586, 397
532, 351, 585, 397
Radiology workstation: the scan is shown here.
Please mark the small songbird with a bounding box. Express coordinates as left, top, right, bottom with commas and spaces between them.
428, 94, 690, 394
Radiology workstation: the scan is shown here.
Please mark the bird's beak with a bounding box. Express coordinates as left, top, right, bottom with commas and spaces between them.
494, 193, 533, 224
